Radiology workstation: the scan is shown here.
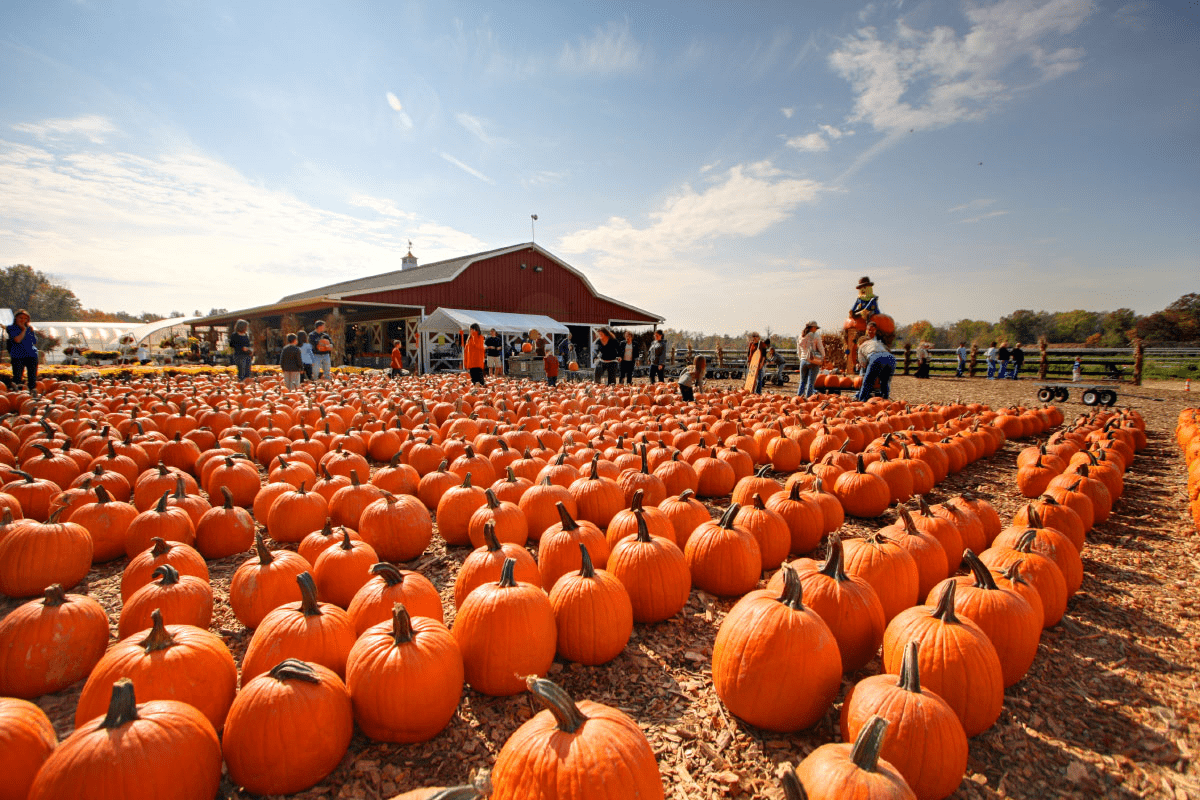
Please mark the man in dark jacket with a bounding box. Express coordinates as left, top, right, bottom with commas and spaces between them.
1008, 343, 1026, 380
646, 330, 667, 383
593, 328, 620, 384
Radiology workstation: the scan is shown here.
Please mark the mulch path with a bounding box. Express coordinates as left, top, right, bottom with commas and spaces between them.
6, 374, 1199, 799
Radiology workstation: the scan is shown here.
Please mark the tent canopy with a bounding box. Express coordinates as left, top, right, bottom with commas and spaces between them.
417, 308, 568, 337
121, 317, 200, 346
34, 322, 142, 350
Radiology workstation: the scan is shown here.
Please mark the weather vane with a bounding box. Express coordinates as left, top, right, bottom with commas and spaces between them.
531, 214, 538, 243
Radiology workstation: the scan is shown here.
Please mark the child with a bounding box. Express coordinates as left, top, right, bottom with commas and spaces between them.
544, 349, 560, 387
279, 333, 303, 390
1072, 357, 1082, 382
390, 340, 406, 378
677, 355, 706, 402
298, 330, 313, 381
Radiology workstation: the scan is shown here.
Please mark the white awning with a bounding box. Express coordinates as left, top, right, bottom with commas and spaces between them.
36, 322, 142, 349
417, 308, 569, 336
120, 317, 201, 346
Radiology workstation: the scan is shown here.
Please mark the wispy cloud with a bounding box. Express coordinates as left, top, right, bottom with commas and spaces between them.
786, 133, 829, 152
948, 198, 995, 213
455, 112, 503, 146
439, 152, 494, 184
781, 108, 795, 119
384, 91, 414, 130
521, 170, 567, 188
960, 210, 1009, 223
831, 0, 1095, 140
559, 19, 644, 74
558, 160, 825, 267
0, 129, 488, 312
12, 114, 117, 144
819, 124, 853, 139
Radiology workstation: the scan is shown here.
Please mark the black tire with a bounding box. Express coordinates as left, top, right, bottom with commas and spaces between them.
1054, 387, 1069, 401
1081, 389, 1099, 406
1037, 388, 1054, 402
1099, 389, 1117, 406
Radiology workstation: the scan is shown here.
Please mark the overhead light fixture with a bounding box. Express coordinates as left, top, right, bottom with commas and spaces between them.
534, 265, 544, 273
520, 263, 527, 269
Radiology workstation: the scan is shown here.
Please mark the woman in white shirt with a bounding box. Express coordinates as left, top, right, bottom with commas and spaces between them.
796, 321, 824, 397
855, 323, 896, 401
985, 341, 999, 379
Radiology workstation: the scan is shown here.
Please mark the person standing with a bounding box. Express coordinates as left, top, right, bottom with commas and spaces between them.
310, 320, 333, 380
230, 319, 253, 382
390, 340, 406, 378
646, 330, 667, 383
6, 309, 38, 395
1072, 357, 1082, 382
855, 322, 896, 401
796, 321, 824, 397
485, 328, 503, 378
618, 331, 638, 384
462, 323, 486, 386
985, 341, 999, 379
543, 349, 559, 387
996, 342, 1010, 380
1008, 343, 1025, 380
279, 333, 303, 390
914, 340, 932, 379
137, 341, 151, 366
753, 336, 772, 393
298, 330, 313, 381
677, 355, 706, 402
594, 328, 619, 384
955, 341, 968, 377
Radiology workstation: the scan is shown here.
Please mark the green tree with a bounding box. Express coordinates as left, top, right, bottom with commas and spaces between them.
0, 264, 84, 320
1099, 308, 1137, 347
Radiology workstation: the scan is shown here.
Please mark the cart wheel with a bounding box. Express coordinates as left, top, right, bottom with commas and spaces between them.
1037, 388, 1054, 402
1081, 389, 1099, 406
1054, 387, 1069, 401
1099, 389, 1117, 406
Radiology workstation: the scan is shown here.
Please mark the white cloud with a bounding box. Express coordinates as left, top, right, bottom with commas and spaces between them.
960, 210, 1009, 223
786, 133, 829, 152
521, 170, 567, 188
439, 152, 494, 184
455, 112, 504, 146
819, 124, 853, 139
781, 108, 795, 119
699, 160, 721, 173
559, 20, 643, 74
948, 198, 995, 213
384, 91, 414, 130
0, 132, 488, 313
830, 0, 1096, 135
12, 115, 117, 144
558, 161, 825, 267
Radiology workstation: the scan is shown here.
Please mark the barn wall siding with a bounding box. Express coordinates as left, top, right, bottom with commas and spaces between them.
342, 248, 658, 325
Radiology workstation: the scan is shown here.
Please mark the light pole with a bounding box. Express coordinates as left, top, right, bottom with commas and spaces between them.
531, 214, 538, 243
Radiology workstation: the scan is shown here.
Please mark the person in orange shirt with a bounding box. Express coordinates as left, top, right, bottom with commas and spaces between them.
461, 323, 486, 385
390, 340, 406, 378
543, 348, 560, 387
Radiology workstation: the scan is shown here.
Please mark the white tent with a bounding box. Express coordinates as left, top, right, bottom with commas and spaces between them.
416, 308, 568, 336
416, 308, 568, 372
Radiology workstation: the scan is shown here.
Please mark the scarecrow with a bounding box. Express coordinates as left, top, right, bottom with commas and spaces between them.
843, 276, 895, 369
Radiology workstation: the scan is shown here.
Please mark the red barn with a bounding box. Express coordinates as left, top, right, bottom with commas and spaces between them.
195, 243, 662, 368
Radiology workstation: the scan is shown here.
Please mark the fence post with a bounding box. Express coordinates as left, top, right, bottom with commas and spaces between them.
715, 343, 724, 367
969, 344, 979, 378
1038, 336, 1048, 380
686, 342, 694, 366
1134, 339, 1144, 387
902, 342, 912, 375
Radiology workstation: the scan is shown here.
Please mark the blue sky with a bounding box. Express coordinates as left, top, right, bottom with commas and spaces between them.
0, 0, 1196, 334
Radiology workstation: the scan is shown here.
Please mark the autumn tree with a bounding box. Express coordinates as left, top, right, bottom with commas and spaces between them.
0, 265, 84, 320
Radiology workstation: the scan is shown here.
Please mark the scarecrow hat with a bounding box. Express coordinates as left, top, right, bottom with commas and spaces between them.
856, 276, 874, 290
805, 320, 819, 330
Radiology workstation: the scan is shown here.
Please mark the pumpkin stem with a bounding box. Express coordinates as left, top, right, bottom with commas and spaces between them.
589, 455, 600, 480
339, 527, 355, 550
555, 501, 579, 531
719, 503, 741, 528
963, 549, 999, 590
849, 715, 891, 773
139, 609, 178, 653
578, 543, 596, 578
93, 484, 112, 504
498, 556, 518, 588
460, 472, 472, 488
99, 679, 140, 730
526, 676, 588, 734
1015, 529, 1038, 553
781, 770, 809, 800
297, 572, 322, 616
819, 534, 849, 581
898, 640, 922, 693
1027, 505, 1044, 529
630, 488, 644, 513
155, 490, 171, 513
930, 578, 960, 624
789, 481, 803, 501
752, 493, 767, 511
42, 583, 67, 607
268, 658, 322, 684
776, 564, 805, 610
391, 602, 414, 645
253, 531, 274, 564
633, 510, 653, 543
485, 488, 501, 509
679, 488, 695, 502
505, 466, 519, 483
370, 562, 405, 585
151, 564, 180, 586
482, 520, 503, 552
220, 485, 235, 509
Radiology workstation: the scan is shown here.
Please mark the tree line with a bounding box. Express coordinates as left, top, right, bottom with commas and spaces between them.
0, 265, 227, 323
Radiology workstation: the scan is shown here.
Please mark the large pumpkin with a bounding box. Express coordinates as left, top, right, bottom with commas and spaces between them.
793, 716, 915, 800
241, 571, 356, 680
713, 565, 842, 731
490, 677, 664, 800
0, 697, 57, 800
684, 503, 762, 598
0, 583, 109, 698
0, 508, 93, 598
548, 543, 634, 665
28, 679, 221, 800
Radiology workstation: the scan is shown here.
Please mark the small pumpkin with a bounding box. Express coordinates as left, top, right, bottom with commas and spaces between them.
548, 543, 634, 665
118, 564, 214, 639
683, 503, 762, 598
793, 716, 915, 800
0, 697, 57, 800
229, 532, 312, 629
348, 561, 445, 634
241, 572, 356, 680
0, 583, 109, 698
